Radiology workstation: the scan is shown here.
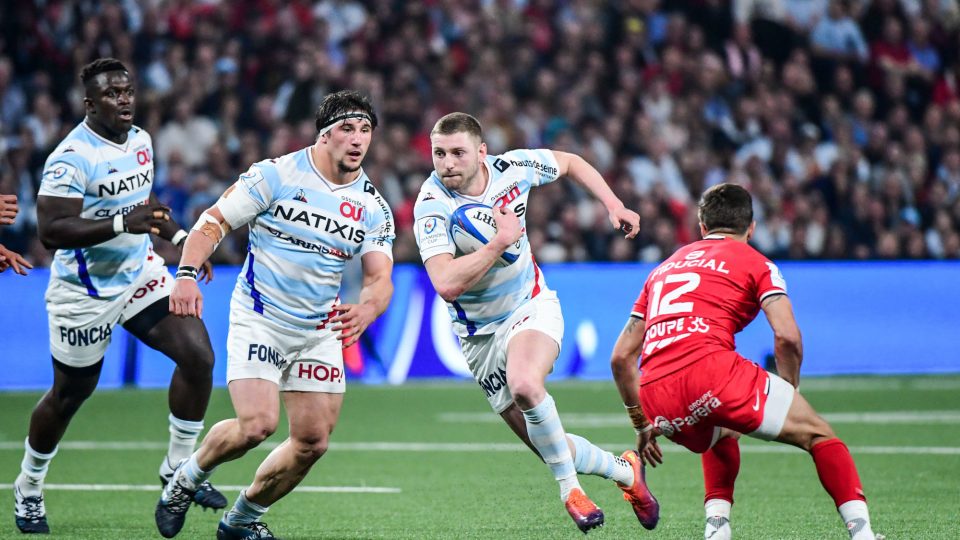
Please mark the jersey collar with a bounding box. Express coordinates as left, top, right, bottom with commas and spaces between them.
81, 121, 133, 152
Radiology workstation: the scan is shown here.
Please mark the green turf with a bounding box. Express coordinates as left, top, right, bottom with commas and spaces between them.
1, 376, 957, 539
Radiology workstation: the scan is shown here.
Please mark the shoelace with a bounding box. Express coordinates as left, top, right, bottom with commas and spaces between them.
19, 496, 45, 521
164, 482, 193, 514
567, 492, 596, 513
246, 522, 273, 538
196, 481, 217, 495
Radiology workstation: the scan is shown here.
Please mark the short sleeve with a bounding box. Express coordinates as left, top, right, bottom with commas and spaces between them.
755, 259, 788, 303
217, 164, 274, 229
631, 281, 649, 320
413, 186, 454, 262
39, 151, 91, 198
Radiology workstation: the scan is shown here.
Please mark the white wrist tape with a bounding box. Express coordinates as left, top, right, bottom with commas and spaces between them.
113, 214, 126, 235
171, 229, 188, 247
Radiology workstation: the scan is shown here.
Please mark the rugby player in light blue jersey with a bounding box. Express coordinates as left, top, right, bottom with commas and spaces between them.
156, 90, 394, 540
13, 58, 225, 535
413, 113, 658, 534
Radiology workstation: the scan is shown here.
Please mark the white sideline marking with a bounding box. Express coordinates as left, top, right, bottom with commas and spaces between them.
0, 483, 399, 493
438, 410, 960, 426
0, 441, 957, 455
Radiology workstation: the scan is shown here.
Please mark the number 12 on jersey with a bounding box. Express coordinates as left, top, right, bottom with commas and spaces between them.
648, 272, 701, 319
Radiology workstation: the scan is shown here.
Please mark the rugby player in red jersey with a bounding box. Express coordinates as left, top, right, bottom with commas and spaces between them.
610, 183, 881, 540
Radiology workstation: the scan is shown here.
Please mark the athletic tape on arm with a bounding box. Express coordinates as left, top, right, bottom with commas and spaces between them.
191, 210, 230, 247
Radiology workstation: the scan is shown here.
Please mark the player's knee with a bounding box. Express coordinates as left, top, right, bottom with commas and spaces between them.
239, 417, 277, 448
55, 394, 89, 418
49, 384, 96, 418
175, 342, 215, 378
805, 418, 836, 450
508, 378, 545, 409
291, 435, 329, 464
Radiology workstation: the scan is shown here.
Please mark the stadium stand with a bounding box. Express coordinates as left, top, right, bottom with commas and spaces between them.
1, 0, 959, 266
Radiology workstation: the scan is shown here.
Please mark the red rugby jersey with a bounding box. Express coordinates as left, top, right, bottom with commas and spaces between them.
631, 235, 787, 384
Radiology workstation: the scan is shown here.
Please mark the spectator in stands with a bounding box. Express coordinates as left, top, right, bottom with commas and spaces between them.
0, 0, 957, 264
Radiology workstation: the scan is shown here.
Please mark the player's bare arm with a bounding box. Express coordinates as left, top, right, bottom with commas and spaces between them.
611, 315, 663, 465
149, 193, 214, 282
761, 293, 803, 388
330, 252, 393, 348
37, 195, 170, 249
169, 205, 232, 318
0, 193, 18, 225
0, 243, 32, 275
551, 150, 640, 238
423, 205, 521, 301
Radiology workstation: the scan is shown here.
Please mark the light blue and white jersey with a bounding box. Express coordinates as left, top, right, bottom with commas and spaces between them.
222, 148, 395, 329
39, 122, 156, 298
414, 149, 560, 337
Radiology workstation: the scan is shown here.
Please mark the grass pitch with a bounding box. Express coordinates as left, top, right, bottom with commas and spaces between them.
0, 376, 957, 539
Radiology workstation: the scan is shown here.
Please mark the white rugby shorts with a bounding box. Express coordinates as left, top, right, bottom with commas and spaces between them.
459, 291, 564, 413
46, 255, 170, 367
226, 299, 345, 393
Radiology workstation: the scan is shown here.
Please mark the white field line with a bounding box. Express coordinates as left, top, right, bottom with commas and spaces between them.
0, 483, 399, 493
438, 410, 960, 427
0, 441, 957, 455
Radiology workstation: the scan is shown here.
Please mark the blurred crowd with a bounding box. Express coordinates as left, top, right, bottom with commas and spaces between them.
2, 0, 960, 267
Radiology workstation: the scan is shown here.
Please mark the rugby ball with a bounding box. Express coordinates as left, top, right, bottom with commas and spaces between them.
450, 203, 522, 266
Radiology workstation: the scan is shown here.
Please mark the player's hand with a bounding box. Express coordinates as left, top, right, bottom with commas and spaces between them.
491, 204, 522, 250
329, 302, 376, 348
609, 205, 640, 239
0, 243, 32, 275
0, 194, 18, 225
637, 430, 664, 468
169, 278, 204, 318
124, 203, 171, 235
198, 260, 214, 284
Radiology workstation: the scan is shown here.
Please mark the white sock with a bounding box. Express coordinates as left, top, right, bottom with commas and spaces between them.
705, 499, 732, 540
17, 438, 57, 496
225, 490, 268, 526
568, 433, 633, 486
521, 394, 581, 500
705, 498, 732, 519
166, 414, 203, 466
838, 500, 875, 540
177, 453, 213, 491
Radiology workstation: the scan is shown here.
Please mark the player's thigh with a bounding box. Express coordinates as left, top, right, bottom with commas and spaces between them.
46, 281, 125, 368
642, 371, 721, 454
774, 391, 835, 451
125, 299, 213, 367
503, 294, 563, 383
282, 391, 343, 442
228, 378, 281, 432
121, 265, 213, 365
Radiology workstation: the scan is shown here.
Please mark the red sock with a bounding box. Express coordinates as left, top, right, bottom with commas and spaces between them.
702, 436, 740, 504
810, 438, 866, 507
